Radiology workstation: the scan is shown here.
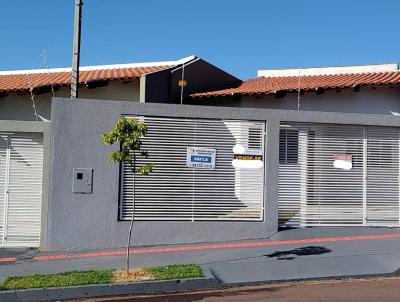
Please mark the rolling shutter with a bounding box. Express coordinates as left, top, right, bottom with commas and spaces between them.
120, 117, 265, 221
0, 133, 44, 247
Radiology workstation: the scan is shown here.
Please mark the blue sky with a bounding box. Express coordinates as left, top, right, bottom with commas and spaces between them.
1, 0, 399, 79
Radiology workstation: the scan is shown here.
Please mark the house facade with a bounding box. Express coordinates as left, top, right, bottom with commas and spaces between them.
0, 55, 239, 122
189, 63, 400, 115
1, 59, 400, 250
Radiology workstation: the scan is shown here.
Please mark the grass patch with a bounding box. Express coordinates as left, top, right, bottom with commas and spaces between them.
1, 270, 113, 291
147, 264, 203, 280
0, 264, 203, 291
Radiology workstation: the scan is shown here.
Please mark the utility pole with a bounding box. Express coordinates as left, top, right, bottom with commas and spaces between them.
71, 0, 83, 98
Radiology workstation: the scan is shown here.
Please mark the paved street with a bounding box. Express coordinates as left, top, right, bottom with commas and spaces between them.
70, 277, 400, 302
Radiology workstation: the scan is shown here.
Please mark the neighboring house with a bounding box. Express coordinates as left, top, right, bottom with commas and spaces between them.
189, 63, 400, 115
0, 55, 240, 121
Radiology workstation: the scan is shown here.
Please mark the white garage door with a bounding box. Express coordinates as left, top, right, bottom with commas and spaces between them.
0, 133, 44, 247
279, 123, 400, 227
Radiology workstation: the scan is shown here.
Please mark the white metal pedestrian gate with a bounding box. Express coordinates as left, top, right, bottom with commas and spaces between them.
279, 123, 400, 227
120, 117, 265, 221
0, 133, 44, 247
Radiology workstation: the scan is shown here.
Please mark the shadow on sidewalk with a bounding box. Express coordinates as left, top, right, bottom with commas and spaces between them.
0, 247, 38, 262
201, 245, 332, 266
266, 246, 332, 260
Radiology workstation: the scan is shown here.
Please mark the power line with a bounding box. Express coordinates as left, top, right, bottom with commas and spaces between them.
25, 73, 39, 122
42, 49, 55, 97
29, 27, 73, 71
297, 68, 301, 111
23, 26, 73, 120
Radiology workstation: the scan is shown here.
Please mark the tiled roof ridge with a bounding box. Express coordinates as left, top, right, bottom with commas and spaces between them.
0, 65, 175, 93
0, 56, 200, 93
258, 70, 400, 80
0, 55, 196, 76
191, 70, 400, 98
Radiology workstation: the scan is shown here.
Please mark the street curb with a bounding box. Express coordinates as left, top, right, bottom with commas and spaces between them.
0, 267, 221, 302
208, 267, 400, 288
2, 269, 400, 302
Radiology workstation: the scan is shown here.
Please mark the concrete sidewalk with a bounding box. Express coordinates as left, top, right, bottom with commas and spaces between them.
1, 227, 400, 284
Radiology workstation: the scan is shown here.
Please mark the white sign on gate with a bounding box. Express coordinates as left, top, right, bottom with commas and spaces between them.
186, 147, 216, 169
232, 145, 264, 169
333, 153, 353, 170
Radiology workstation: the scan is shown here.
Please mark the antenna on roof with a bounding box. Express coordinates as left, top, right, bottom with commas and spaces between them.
71, 0, 83, 98
179, 63, 186, 104
171, 57, 200, 104
297, 68, 301, 110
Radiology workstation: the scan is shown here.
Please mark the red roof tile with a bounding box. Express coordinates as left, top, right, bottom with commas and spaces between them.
0, 65, 174, 93
191, 71, 400, 98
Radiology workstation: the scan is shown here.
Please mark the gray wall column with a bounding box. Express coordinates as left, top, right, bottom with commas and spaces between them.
139, 75, 146, 103
264, 118, 280, 233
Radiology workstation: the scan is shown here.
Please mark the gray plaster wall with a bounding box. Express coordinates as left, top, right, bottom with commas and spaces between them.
47, 97, 400, 251
48, 98, 278, 251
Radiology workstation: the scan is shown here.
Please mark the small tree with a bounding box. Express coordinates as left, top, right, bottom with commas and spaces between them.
101, 117, 153, 274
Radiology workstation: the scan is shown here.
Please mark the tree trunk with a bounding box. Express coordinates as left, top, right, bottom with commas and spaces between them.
126, 159, 136, 274
126, 213, 134, 274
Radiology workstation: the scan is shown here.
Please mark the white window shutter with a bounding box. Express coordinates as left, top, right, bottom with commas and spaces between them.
0, 135, 8, 245
3, 134, 44, 247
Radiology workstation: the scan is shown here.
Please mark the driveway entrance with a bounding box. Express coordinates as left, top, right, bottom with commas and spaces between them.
279, 123, 400, 227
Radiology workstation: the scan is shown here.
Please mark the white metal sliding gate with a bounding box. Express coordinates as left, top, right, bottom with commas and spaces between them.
120, 117, 265, 221
0, 133, 44, 247
366, 127, 399, 225
279, 123, 400, 227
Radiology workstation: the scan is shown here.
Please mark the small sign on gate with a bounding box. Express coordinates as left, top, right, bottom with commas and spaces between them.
232, 148, 264, 169
333, 153, 353, 170
186, 147, 216, 169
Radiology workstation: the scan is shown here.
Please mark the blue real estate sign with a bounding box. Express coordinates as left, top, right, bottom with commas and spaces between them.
186, 147, 216, 169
